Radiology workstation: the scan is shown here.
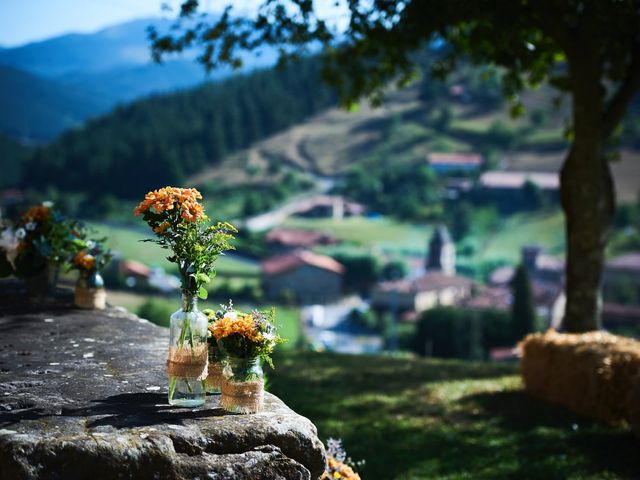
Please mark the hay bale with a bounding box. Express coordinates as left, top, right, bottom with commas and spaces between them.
520, 330, 640, 433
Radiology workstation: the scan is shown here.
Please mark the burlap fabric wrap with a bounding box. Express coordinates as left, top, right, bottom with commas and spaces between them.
74, 287, 106, 310
221, 380, 264, 414
166, 344, 208, 381
206, 361, 225, 391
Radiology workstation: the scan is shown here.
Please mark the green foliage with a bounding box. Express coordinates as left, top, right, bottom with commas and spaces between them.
413, 307, 483, 359
214, 307, 286, 369
511, 263, 537, 340
380, 259, 409, 281
135, 188, 237, 296
137, 298, 176, 327
340, 162, 440, 220
411, 307, 514, 359
0, 132, 29, 189
521, 180, 545, 211
330, 252, 380, 293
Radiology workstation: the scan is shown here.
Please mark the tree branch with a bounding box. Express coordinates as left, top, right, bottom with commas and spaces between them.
603, 43, 640, 139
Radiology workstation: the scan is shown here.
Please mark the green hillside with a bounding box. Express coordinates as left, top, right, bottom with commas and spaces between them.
0, 65, 110, 142
22, 56, 336, 199
270, 351, 640, 479
0, 132, 29, 188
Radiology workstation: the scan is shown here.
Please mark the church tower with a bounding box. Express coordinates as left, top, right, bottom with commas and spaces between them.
426, 225, 456, 275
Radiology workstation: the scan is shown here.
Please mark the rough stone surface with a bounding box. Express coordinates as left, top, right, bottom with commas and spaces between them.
0, 282, 326, 480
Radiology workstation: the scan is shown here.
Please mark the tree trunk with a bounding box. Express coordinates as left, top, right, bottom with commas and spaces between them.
560, 64, 616, 332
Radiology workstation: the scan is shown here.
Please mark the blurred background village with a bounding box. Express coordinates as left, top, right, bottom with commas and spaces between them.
1, 5, 640, 363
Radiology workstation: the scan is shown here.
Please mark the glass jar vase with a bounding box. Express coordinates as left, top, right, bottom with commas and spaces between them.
74, 270, 106, 309
24, 262, 59, 305
167, 293, 208, 407
205, 340, 225, 394
220, 356, 264, 414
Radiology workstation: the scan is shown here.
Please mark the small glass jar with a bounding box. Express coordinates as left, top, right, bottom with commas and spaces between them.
167, 293, 208, 407
74, 270, 106, 309
220, 356, 264, 414
25, 262, 59, 304
205, 340, 225, 394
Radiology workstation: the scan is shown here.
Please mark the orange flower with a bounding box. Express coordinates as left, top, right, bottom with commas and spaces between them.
322, 459, 361, 480
23, 205, 50, 222
74, 250, 96, 270
211, 314, 263, 343
133, 187, 205, 223
153, 222, 170, 234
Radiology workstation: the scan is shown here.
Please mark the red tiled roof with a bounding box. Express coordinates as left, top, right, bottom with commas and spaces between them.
606, 252, 640, 273
427, 152, 484, 166
121, 260, 150, 278
463, 286, 512, 311
490, 346, 521, 361
479, 171, 560, 190
377, 272, 475, 294
265, 228, 335, 248
261, 250, 345, 276
602, 302, 640, 321
489, 266, 515, 286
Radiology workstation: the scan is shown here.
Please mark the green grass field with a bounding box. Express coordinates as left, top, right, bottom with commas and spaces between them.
284, 216, 434, 255
474, 210, 566, 263
270, 352, 639, 479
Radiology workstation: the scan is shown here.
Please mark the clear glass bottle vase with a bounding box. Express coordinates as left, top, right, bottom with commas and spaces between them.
167, 292, 208, 407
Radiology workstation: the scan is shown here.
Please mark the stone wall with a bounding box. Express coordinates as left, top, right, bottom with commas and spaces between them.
0, 282, 326, 479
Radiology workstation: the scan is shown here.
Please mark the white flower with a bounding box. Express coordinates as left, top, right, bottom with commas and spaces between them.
262, 332, 276, 341
15, 228, 26, 240
224, 311, 238, 320
25, 222, 36, 231
42, 201, 54, 208
86, 240, 96, 249
0, 228, 20, 267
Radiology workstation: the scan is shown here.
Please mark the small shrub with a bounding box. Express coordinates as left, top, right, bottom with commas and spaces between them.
137, 298, 176, 327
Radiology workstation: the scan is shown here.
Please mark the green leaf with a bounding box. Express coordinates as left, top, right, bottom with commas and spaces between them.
198, 286, 208, 299
195, 272, 210, 283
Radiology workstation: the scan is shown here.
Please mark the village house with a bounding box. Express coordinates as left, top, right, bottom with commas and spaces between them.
477, 170, 560, 210
603, 252, 640, 305
372, 272, 475, 313
261, 250, 345, 304
426, 152, 485, 175
291, 195, 366, 220
265, 227, 337, 254
373, 225, 474, 314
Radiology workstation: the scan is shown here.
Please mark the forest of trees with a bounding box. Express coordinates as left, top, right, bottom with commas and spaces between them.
21, 56, 336, 199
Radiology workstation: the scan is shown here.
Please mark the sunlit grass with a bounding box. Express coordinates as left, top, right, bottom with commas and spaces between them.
270, 352, 639, 479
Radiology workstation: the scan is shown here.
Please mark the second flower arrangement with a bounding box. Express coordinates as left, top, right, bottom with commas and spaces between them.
205, 302, 285, 414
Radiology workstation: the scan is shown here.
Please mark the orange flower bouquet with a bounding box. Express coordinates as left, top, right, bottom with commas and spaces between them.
322, 438, 363, 480
69, 236, 111, 310
134, 187, 236, 407
209, 304, 285, 413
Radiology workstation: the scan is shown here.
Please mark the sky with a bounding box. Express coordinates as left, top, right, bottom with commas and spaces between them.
0, 0, 260, 47
0, 0, 347, 48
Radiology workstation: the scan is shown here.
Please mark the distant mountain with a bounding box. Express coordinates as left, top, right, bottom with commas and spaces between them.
0, 65, 112, 142
0, 18, 175, 77
0, 18, 277, 141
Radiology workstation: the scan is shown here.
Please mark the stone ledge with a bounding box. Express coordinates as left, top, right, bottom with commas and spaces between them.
0, 284, 326, 479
